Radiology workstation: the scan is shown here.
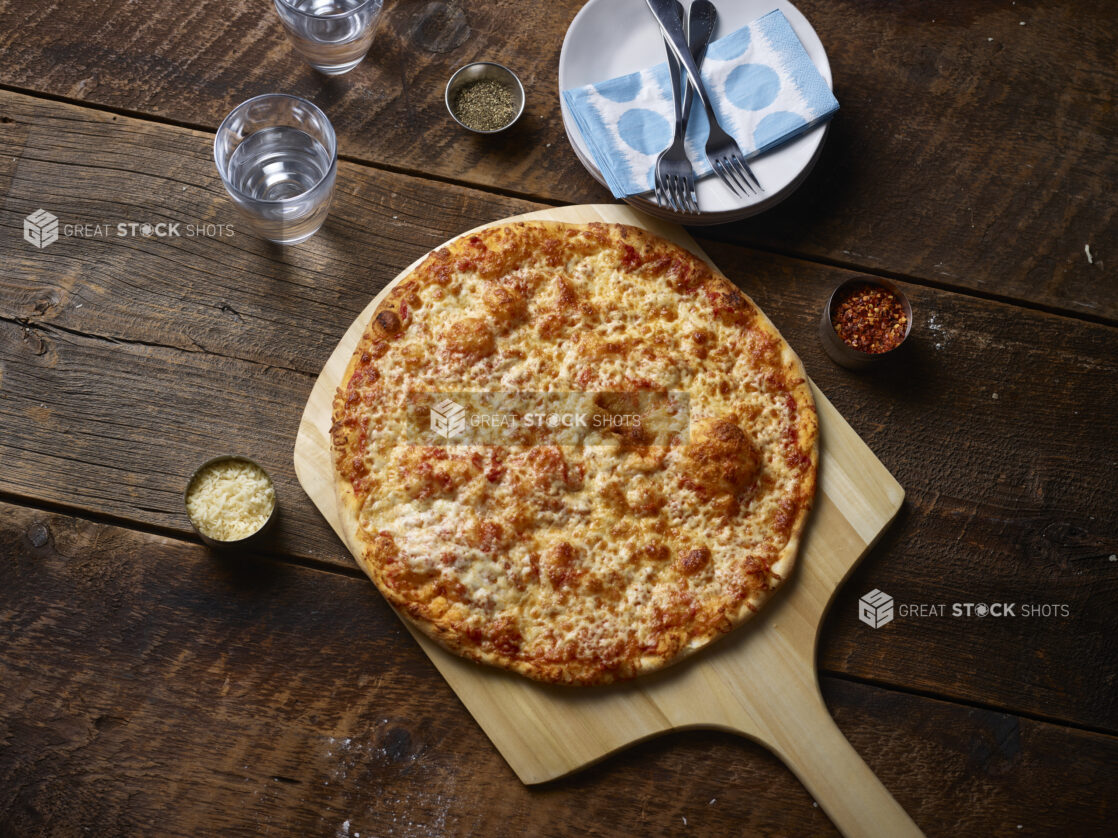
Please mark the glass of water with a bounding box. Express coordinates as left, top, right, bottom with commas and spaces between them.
214, 94, 337, 245
273, 0, 384, 75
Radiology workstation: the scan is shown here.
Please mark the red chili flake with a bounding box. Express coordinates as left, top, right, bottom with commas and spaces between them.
831, 284, 908, 353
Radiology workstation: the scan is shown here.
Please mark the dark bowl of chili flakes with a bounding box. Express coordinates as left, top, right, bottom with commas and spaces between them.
819, 278, 912, 370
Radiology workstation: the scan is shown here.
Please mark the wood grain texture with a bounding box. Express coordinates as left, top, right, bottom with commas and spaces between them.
0, 0, 1114, 318
1, 91, 1116, 733
2, 503, 1115, 837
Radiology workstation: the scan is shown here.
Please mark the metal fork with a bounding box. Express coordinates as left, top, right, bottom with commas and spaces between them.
653, 1, 693, 212
654, 1, 716, 212
646, 0, 763, 198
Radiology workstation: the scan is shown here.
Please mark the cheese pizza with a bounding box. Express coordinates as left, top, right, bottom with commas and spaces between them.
331, 221, 817, 685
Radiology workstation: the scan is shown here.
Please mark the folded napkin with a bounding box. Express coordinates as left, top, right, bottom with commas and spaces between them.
562, 9, 838, 198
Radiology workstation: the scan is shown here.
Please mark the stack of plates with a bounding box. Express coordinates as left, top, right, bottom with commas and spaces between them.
558, 0, 833, 225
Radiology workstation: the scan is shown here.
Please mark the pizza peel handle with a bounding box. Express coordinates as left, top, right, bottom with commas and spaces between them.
647, 533, 924, 838
776, 707, 925, 838
704, 663, 925, 838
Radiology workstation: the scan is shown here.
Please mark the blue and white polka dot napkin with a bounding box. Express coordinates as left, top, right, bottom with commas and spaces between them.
562, 9, 838, 198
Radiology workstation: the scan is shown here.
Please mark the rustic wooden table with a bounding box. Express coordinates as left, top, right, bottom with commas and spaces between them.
1, 1, 1115, 835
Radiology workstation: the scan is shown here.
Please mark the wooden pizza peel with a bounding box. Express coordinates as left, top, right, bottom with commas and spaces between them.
294, 204, 923, 838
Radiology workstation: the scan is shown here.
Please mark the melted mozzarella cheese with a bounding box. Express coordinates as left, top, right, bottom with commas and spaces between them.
339, 224, 815, 682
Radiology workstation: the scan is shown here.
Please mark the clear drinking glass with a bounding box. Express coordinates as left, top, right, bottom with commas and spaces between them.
214, 94, 338, 245
273, 0, 384, 75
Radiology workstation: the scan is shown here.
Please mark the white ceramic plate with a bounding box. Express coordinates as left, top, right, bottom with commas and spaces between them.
558, 0, 833, 225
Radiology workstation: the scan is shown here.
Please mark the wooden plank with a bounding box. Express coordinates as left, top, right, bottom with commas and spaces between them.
1, 92, 1116, 731
0, 1, 1114, 318
0, 90, 538, 376
1, 503, 1115, 836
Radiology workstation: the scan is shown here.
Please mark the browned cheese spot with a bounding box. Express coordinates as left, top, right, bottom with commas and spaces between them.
443, 316, 496, 359
375, 309, 402, 336
684, 419, 762, 497
677, 546, 711, 575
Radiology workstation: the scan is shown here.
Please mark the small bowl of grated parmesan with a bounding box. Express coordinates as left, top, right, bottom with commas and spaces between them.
185, 456, 277, 548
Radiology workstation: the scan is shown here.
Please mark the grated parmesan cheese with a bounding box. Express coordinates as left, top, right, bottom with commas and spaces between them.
186, 458, 275, 541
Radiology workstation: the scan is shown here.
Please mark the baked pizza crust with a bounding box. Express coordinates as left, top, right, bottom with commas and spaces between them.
331, 221, 818, 685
